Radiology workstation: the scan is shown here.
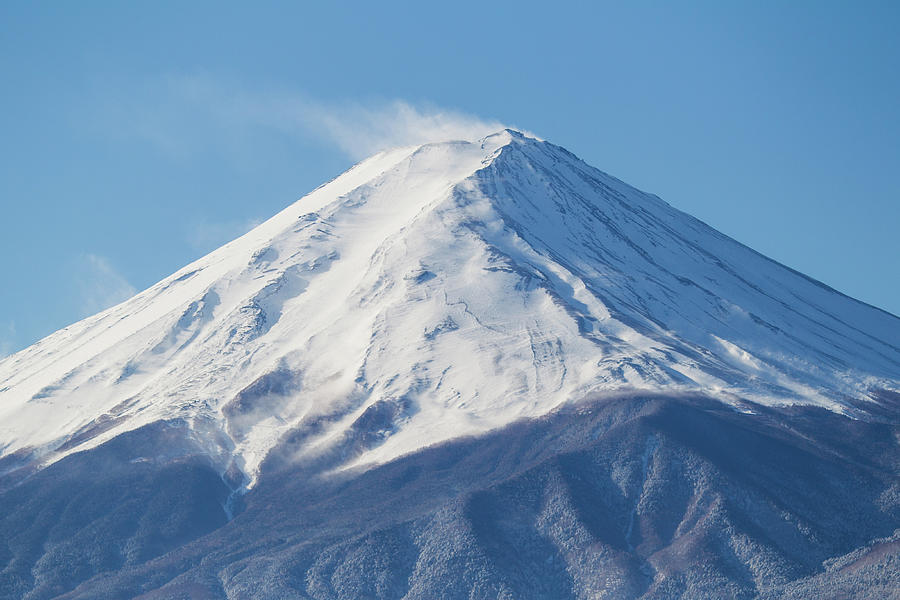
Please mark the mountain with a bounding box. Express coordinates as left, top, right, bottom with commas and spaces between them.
0, 129, 898, 599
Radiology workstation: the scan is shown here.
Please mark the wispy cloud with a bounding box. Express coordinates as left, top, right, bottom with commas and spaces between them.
0, 320, 15, 359
187, 216, 264, 254
88, 75, 515, 160
266, 97, 510, 159
75, 254, 138, 317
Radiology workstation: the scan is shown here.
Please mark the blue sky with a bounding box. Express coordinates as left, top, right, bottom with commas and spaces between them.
1, 1, 898, 355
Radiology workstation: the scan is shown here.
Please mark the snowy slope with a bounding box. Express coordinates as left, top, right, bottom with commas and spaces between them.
1, 129, 898, 487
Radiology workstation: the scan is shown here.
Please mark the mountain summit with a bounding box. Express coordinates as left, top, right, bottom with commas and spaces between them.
2, 129, 896, 483
1, 130, 899, 599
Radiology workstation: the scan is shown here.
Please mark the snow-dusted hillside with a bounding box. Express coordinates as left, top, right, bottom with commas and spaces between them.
1, 129, 898, 488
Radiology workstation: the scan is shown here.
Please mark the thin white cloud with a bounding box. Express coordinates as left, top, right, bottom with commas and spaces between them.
0, 320, 15, 358
270, 98, 510, 159
75, 254, 138, 317
88, 75, 517, 160
187, 216, 264, 254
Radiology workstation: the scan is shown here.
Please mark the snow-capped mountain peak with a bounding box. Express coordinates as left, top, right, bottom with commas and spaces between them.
1, 129, 898, 487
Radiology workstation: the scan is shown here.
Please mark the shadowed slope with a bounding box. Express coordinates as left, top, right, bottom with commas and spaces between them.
2, 395, 886, 600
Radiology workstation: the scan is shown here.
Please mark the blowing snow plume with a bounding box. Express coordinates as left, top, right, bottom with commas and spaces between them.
286, 98, 512, 158
94, 75, 515, 160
